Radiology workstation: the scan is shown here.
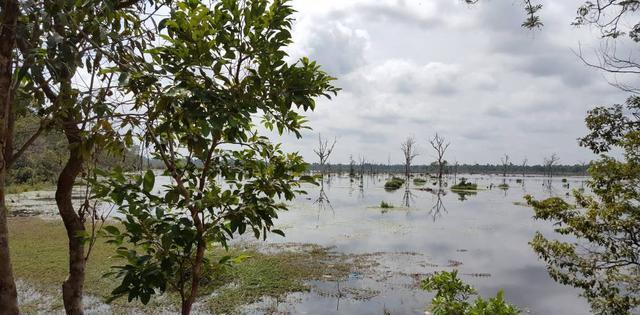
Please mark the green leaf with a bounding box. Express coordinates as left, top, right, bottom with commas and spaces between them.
143, 170, 155, 193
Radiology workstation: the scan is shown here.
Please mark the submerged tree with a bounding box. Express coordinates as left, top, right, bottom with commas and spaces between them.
543, 153, 560, 178
313, 134, 336, 177
429, 133, 450, 183
96, 1, 338, 314
521, 157, 528, 177
527, 98, 640, 314
401, 137, 419, 179
500, 154, 510, 177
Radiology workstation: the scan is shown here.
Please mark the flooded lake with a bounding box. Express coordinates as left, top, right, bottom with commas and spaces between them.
8, 174, 592, 314
242, 174, 591, 314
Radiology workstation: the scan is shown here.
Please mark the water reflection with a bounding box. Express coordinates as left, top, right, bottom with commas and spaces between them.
428, 190, 447, 221
239, 174, 592, 314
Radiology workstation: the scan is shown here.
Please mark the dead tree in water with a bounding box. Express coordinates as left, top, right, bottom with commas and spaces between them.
429, 133, 450, 183
500, 154, 510, 177
544, 153, 560, 178
313, 134, 336, 177
401, 137, 419, 179
521, 157, 528, 177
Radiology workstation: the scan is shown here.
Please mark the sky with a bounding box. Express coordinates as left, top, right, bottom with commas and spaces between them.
265, 0, 635, 165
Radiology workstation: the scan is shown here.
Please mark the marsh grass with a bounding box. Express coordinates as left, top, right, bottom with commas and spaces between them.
8, 218, 356, 313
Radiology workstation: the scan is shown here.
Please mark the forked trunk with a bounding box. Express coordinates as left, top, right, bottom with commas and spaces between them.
56, 121, 86, 315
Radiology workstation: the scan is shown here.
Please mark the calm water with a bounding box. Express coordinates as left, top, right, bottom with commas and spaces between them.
239, 174, 592, 315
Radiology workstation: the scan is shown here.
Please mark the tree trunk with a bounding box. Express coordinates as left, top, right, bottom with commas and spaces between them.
0, 0, 20, 312
182, 238, 205, 315
56, 121, 86, 315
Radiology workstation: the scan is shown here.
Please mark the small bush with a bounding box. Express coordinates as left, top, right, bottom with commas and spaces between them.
380, 201, 394, 209
451, 178, 477, 191
384, 177, 405, 190
497, 183, 509, 190
421, 270, 520, 315
414, 178, 427, 186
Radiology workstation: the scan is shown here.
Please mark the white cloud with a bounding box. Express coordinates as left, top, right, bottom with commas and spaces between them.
275, 0, 631, 165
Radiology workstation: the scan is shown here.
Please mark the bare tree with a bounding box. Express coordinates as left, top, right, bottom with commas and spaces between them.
313, 134, 336, 177
401, 137, 419, 179
544, 153, 560, 178
521, 157, 528, 177
500, 154, 510, 177
429, 133, 450, 182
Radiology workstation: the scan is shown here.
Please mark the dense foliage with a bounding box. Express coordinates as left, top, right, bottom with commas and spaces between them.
94, 0, 338, 313
422, 270, 520, 315
527, 97, 640, 314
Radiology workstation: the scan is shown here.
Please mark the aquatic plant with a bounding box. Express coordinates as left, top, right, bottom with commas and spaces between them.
384, 177, 405, 190
414, 178, 428, 186
451, 178, 478, 191
380, 201, 394, 209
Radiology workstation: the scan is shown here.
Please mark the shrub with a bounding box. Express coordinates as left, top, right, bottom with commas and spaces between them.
414, 178, 428, 186
421, 270, 520, 315
451, 178, 478, 191
380, 201, 394, 209
384, 177, 405, 190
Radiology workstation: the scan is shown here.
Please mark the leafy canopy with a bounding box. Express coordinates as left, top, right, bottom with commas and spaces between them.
94, 0, 338, 309
527, 96, 640, 314
421, 270, 520, 315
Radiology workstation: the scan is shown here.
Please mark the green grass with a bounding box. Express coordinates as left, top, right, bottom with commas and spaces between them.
6, 182, 54, 194
8, 218, 354, 313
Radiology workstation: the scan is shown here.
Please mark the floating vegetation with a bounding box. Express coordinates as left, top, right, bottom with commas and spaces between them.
497, 183, 510, 190
516, 179, 523, 183
447, 259, 463, 267
451, 178, 478, 191
463, 272, 492, 278
561, 178, 568, 183
384, 177, 405, 190
380, 201, 394, 209
413, 178, 427, 186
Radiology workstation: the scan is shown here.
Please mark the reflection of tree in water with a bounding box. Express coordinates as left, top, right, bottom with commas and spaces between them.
543, 179, 555, 196
453, 190, 477, 201
402, 186, 415, 208
428, 190, 447, 221
313, 183, 333, 228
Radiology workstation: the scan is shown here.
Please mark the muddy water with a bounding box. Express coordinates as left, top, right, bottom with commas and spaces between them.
244, 174, 591, 315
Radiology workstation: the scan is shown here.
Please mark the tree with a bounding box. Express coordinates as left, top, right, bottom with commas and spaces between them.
11, 1, 163, 312
429, 133, 450, 183
521, 157, 528, 177
0, 0, 22, 312
500, 154, 510, 177
312, 134, 336, 177
527, 98, 639, 314
543, 153, 560, 177
95, 1, 338, 314
401, 137, 419, 179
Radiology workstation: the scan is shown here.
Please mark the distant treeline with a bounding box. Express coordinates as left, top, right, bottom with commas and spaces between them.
308, 162, 589, 176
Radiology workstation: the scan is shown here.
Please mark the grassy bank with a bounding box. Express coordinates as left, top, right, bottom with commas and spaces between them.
8, 218, 356, 314
6, 183, 54, 194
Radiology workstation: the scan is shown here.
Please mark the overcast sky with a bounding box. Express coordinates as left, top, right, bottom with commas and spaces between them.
269, 0, 632, 165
